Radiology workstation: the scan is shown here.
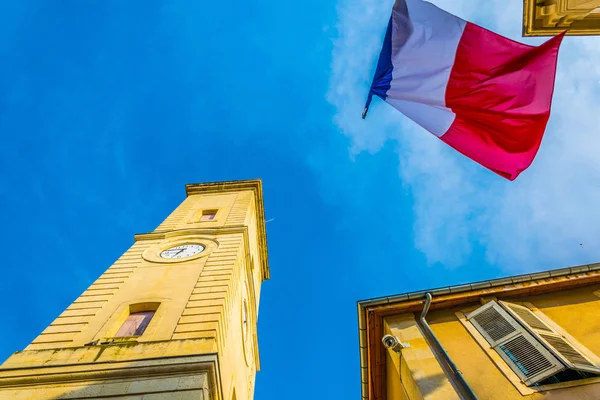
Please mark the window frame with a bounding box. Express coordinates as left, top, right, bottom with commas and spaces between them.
191, 209, 219, 223
457, 300, 600, 394
499, 301, 600, 375
466, 301, 564, 385
90, 301, 163, 344
114, 310, 156, 338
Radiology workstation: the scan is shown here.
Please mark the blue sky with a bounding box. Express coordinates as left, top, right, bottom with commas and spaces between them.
1, 0, 599, 398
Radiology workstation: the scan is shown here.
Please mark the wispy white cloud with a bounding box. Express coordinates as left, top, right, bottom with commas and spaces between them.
328, 0, 600, 272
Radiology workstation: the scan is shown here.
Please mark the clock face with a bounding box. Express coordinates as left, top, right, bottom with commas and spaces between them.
160, 244, 205, 259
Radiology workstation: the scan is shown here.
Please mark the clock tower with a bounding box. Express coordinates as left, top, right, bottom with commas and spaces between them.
0, 179, 269, 400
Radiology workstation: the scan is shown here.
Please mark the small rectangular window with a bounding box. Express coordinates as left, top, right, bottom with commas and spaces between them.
200, 210, 217, 221
115, 310, 155, 337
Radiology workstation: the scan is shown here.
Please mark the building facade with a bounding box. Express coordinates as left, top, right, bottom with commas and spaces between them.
0, 179, 269, 400
523, 0, 600, 36
358, 263, 600, 399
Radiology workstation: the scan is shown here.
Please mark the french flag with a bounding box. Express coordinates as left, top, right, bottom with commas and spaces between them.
364, 0, 564, 180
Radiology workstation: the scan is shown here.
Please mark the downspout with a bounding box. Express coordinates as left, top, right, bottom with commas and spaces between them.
419, 293, 478, 400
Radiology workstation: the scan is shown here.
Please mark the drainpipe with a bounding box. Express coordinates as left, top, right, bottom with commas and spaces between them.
420, 293, 478, 400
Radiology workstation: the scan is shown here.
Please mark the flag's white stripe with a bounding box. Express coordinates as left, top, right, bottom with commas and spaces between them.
387, 98, 458, 137
386, 0, 466, 137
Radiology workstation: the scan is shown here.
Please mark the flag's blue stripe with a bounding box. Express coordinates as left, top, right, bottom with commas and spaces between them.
370, 16, 394, 99
364, 16, 394, 115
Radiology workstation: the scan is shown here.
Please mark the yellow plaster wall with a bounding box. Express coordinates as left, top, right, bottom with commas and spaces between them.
0, 182, 267, 400
384, 314, 459, 400
26, 239, 160, 351
387, 283, 600, 399
428, 308, 528, 400
524, 285, 600, 356
385, 350, 409, 400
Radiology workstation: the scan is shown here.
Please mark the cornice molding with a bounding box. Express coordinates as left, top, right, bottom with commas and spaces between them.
134, 226, 249, 241
0, 354, 218, 388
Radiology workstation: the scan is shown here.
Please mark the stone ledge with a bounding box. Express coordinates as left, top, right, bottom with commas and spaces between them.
0, 352, 217, 386
0, 353, 221, 400
0, 339, 217, 370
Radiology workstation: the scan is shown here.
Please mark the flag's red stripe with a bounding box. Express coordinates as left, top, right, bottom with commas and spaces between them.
441, 23, 564, 180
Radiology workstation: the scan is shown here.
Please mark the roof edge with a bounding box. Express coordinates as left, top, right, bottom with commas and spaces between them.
357, 262, 599, 309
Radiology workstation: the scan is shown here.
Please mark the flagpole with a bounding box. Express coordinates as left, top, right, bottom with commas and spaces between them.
362, 92, 373, 119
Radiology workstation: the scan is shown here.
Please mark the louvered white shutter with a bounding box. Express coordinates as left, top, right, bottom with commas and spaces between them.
499, 301, 600, 374
467, 301, 564, 385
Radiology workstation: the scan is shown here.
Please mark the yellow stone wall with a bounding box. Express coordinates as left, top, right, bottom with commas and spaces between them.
384, 283, 600, 399
0, 180, 268, 400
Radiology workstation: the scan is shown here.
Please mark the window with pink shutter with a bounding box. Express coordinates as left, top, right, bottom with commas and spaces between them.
115, 311, 155, 337
200, 209, 218, 221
